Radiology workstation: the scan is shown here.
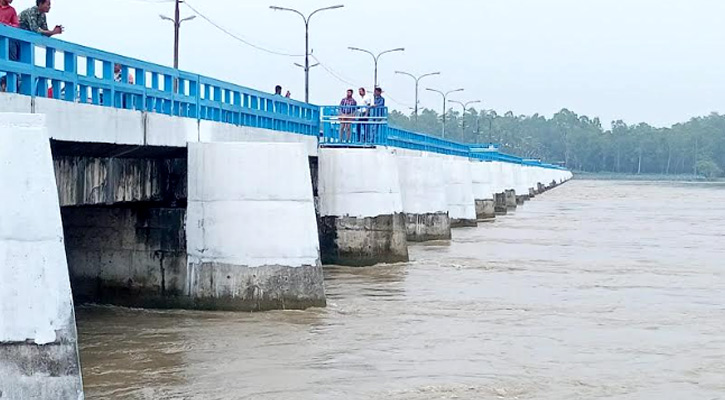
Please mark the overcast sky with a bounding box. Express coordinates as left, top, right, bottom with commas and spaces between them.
45, 0, 725, 128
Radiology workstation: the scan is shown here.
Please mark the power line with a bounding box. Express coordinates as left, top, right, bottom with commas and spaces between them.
183, 1, 304, 57
310, 54, 360, 88
309, 54, 413, 108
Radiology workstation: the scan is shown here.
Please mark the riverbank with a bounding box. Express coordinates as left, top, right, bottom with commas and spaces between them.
573, 171, 724, 182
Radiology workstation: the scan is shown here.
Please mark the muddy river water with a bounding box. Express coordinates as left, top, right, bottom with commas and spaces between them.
76, 180, 725, 399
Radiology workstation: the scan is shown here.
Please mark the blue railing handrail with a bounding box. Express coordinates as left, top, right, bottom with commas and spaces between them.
0, 25, 566, 171
0, 24, 320, 136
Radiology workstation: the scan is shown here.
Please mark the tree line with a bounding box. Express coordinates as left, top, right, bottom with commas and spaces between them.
388, 108, 725, 178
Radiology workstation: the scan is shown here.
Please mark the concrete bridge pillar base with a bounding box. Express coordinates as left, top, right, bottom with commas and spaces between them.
494, 193, 508, 215
505, 189, 518, 209
318, 147, 409, 266
0, 114, 84, 400
405, 212, 452, 242
318, 214, 409, 266
186, 142, 325, 311
475, 199, 496, 220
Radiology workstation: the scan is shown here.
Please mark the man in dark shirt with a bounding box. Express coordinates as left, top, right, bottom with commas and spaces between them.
339, 89, 357, 142
369, 87, 386, 143
18, 0, 62, 37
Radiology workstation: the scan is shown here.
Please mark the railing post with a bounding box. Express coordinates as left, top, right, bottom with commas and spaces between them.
136, 67, 146, 111
64, 51, 76, 102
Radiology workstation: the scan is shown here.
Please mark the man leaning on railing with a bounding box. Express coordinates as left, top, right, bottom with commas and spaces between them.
19, 0, 62, 37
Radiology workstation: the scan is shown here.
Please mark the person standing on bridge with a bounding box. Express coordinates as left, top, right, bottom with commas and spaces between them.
339, 89, 357, 142
0, 0, 19, 28
18, 0, 63, 37
369, 87, 386, 142
356, 87, 372, 142
0, 0, 19, 63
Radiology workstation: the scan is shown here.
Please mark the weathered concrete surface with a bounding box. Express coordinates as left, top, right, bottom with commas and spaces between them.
62, 206, 187, 308
494, 193, 508, 215
475, 199, 496, 220
0, 113, 83, 400
184, 263, 325, 311
318, 147, 409, 266
187, 142, 325, 310
396, 150, 451, 242
405, 212, 451, 242
505, 189, 518, 209
54, 156, 186, 207
319, 214, 409, 266
37, 97, 145, 145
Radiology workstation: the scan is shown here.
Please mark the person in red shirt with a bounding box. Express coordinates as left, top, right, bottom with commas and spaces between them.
0, 0, 19, 72
0, 0, 19, 28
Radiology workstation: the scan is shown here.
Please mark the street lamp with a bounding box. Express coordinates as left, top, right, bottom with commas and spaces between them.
425, 88, 464, 138
159, 0, 196, 71
449, 99, 481, 137
270, 4, 344, 103
348, 46, 405, 90
395, 71, 440, 125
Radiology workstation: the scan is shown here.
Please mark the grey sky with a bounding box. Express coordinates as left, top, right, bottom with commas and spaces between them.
49, 0, 725, 128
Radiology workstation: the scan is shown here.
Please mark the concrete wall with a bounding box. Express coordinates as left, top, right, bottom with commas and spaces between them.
199, 121, 318, 157
187, 142, 325, 310
443, 156, 477, 226
63, 206, 187, 307
0, 93, 32, 113
54, 156, 187, 207
471, 160, 495, 201
396, 150, 451, 241
317, 147, 408, 265
37, 97, 146, 145
0, 113, 83, 399
0, 93, 318, 153
318, 147, 404, 218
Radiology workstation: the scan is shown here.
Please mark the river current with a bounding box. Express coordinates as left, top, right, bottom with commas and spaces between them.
76, 180, 725, 399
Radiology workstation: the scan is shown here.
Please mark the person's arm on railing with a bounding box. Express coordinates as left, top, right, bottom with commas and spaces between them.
37, 24, 62, 37
19, 6, 62, 37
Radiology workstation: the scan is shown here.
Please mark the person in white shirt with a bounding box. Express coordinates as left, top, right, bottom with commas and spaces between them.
356, 87, 372, 142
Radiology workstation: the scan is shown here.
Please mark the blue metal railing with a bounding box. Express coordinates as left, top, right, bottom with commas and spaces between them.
0, 25, 320, 136
0, 25, 566, 171
320, 105, 388, 146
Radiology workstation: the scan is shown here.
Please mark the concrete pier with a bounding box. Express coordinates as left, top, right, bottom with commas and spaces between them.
501, 163, 518, 210
397, 150, 451, 242
318, 147, 409, 266
0, 114, 84, 400
514, 164, 532, 205
505, 189, 518, 209
471, 160, 496, 221
444, 157, 478, 227
494, 192, 508, 215
186, 142, 325, 310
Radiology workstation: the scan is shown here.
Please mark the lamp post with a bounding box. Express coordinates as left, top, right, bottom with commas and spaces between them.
395, 71, 440, 125
449, 99, 481, 137
348, 46, 405, 90
425, 88, 464, 138
160, 0, 196, 71
270, 5, 344, 103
